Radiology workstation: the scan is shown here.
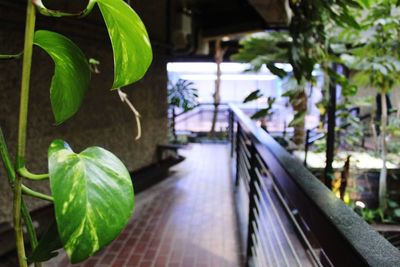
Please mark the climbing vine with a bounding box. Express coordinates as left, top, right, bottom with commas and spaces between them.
0, 0, 152, 266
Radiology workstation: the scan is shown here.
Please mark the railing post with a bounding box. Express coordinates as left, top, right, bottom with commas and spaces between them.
324, 64, 337, 189
283, 120, 287, 138
304, 129, 310, 167
172, 107, 177, 142
229, 110, 234, 157
246, 142, 258, 267
235, 124, 241, 187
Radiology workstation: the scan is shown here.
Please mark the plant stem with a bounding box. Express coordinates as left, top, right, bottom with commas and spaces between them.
0, 52, 23, 60
18, 167, 49, 180
33, 0, 96, 18
379, 91, 388, 210
17, 0, 36, 170
21, 199, 42, 267
14, 1, 36, 266
0, 126, 16, 184
21, 200, 37, 247
2, 129, 43, 267
1, 127, 42, 266
14, 177, 28, 267
22, 184, 54, 202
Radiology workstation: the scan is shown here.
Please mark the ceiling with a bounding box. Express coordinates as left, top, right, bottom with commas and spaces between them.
187, 0, 288, 38
169, 0, 289, 61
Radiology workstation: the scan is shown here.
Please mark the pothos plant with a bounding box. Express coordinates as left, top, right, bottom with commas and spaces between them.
0, 0, 152, 266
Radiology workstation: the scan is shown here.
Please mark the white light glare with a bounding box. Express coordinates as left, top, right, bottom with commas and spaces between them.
355, 201, 366, 209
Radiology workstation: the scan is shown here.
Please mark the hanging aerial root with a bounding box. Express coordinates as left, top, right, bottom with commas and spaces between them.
117, 89, 142, 140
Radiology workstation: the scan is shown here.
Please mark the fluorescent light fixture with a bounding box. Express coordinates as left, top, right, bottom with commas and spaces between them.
167, 62, 292, 74
180, 74, 277, 81
167, 63, 216, 73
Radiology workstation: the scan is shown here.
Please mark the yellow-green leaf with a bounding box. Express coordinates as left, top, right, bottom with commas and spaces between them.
48, 140, 134, 263
96, 0, 153, 88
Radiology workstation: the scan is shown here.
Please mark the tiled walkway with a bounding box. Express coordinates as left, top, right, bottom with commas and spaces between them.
52, 144, 243, 267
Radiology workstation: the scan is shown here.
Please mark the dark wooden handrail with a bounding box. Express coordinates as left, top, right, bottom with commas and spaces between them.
229, 104, 400, 267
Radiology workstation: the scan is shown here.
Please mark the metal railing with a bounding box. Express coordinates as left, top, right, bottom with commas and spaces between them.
169, 103, 230, 137
229, 104, 400, 267
169, 103, 291, 137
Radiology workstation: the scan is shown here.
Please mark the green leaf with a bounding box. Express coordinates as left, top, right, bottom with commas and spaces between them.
251, 108, 271, 120
388, 200, 399, 209
342, 84, 358, 97
289, 111, 306, 127
394, 208, 400, 218
243, 89, 263, 103
338, 12, 361, 29
96, 0, 153, 88
34, 30, 91, 124
28, 222, 63, 263
266, 63, 287, 78
48, 140, 134, 263
282, 88, 302, 98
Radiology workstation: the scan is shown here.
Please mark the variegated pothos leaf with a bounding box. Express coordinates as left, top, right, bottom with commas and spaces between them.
34, 30, 91, 124
48, 140, 134, 263
96, 0, 153, 88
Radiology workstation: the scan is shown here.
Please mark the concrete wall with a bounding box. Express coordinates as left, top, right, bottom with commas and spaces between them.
0, 0, 169, 223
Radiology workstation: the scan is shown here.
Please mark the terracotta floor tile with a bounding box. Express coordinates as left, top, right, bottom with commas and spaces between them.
100, 254, 116, 265
127, 253, 142, 266
83, 259, 98, 267
111, 259, 126, 267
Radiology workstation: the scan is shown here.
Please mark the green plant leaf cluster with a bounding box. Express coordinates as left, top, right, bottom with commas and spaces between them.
354, 199, 400, 224
231, 32, 290, 77
339, 0, 400, 93
288, 0, 361, 83
34, 0, 153, 123
387, 117, 400, 137
336, 0, 400, 210
231, 1, 362, 146
241, 89, 276, 120
251, 97, 276, 120
168, 79, 199, 111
